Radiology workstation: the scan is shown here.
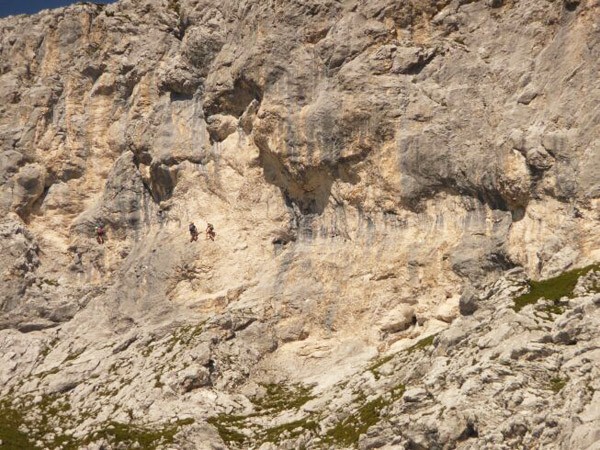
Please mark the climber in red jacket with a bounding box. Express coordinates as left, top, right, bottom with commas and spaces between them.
95, 223, 105, 244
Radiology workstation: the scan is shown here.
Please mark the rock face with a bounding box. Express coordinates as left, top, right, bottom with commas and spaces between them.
0, 0, 599, 448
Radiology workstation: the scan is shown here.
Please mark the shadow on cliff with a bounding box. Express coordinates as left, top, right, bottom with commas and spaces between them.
257, 145, 361, 220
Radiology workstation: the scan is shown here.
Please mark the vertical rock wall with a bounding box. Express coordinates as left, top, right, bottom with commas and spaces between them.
0, 0, 599, 448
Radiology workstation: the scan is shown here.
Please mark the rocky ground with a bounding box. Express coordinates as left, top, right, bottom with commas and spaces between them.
1, 264, 599, 449
0, 0, 599, 448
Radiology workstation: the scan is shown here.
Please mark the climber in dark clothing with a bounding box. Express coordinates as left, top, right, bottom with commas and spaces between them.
206, 223, 216, 241
95, 224, 105, 244
189, 222, 199, 242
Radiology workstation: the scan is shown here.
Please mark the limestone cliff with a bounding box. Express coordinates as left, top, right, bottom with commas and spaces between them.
0, 0, 599, 448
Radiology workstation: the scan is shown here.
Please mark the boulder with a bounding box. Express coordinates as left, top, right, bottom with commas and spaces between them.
379, 305, 416, 334
459, 287, 478, 316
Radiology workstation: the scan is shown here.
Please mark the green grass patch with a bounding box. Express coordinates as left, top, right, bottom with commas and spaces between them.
389, 383, 406, 402
544, 302, 565, 316
1, 391, 195, 449
175, 322, 206, 345
207, 383, 315, 447
367, 354, 394, 380
253, 383, 315, 413
261, 418, 318, 443
88, 420, 189, 449
208, 380, 407, 448
323, 383, 405, 446
165, 321, 207, 353
0, 399, 32, 449
206, 415, 248, 446
513, 263, 599, 312
368, 336, 438, 381
323, 395, 386, 447
549, 376, 568, 393
0, 394, 78, 449
407, 334, 437, 354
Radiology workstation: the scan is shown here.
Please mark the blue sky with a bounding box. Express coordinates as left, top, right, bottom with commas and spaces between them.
0, 1, 117, 18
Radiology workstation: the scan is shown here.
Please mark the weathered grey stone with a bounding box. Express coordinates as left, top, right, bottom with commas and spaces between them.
206, 114, 238, 143
379, 305, 415, 334
0, 1, 599, 448
459, 287, 478, 316
178, 366, 211, 393
403, 387, 428, 403
526, 146, 554, 171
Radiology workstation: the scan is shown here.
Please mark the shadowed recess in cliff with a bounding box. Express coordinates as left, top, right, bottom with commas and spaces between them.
204, 76, 263, 118
259, 147, 333, 216
397, 141, 529, 216
132, 154, 174, 204
257, 143, 362, 227
69, 152, 159, 241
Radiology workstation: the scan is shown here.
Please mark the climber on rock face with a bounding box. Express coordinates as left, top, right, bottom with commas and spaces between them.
189, 222, 199, 242
206, 223, 215, 241
95, 223, 105, 244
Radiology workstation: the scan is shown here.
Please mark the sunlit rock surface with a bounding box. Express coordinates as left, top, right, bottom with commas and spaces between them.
0, 0, 599, 448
